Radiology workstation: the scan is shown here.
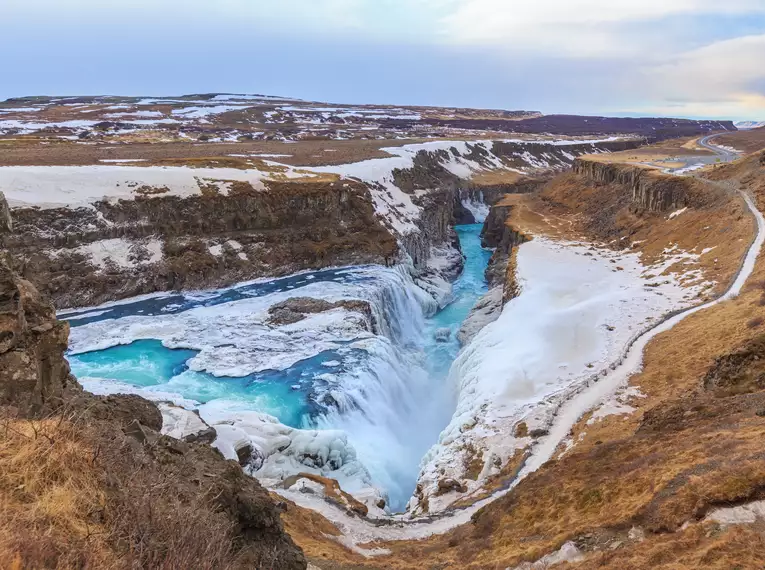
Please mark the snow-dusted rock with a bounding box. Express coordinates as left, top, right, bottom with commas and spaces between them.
159, 403, 216, 443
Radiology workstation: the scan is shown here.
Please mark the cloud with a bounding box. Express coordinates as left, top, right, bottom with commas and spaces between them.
2, 0, 765, 119
633, 34, 765, 118
439, 0, 765, 57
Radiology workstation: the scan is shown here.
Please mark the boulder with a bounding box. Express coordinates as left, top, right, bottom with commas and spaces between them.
436, 478, 467, 496
0, 191, 11, 234
435, 327, 452, 343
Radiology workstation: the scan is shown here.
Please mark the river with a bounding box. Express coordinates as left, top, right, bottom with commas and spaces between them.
64, 223, 492, 511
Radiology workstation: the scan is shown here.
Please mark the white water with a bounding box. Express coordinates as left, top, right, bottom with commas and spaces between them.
66, 226, 491, 512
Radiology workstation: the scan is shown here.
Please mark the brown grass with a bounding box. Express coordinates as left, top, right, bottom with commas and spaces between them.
0, 408, 282, 569
715, 128, 765, 155
469, 169, 523, 186
496, 170, 751, 298
581, 135, 715, 168
0, 417, 117, 569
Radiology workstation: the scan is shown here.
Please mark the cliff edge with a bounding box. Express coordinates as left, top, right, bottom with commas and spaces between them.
0, 257, 306, 569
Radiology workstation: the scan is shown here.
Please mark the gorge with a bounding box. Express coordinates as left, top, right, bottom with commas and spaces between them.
3, 99, 764, 568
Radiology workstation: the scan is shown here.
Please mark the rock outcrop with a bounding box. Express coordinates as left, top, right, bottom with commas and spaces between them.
572, 158, 709, 213
267, 297, 375, 331
481, 203, 529, 300
3, 179, 398, 308
0, 258, 307, 569
0, 192, 11, 234
458, 200, 530, 345
0, 261, 74, 413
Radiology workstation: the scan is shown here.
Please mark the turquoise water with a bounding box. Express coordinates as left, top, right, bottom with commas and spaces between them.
423, 224, 492, 378
66, 224, 491, 508
69, 340, 366, 428
68, 223, 490, 428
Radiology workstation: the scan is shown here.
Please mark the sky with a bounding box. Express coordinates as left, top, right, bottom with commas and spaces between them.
2, 0, 765, 120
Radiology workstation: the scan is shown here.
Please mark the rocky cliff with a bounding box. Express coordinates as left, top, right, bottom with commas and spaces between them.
457, 200, 529, 345
0, 258, 307, 569
0, 261, 75, 413
480, 202, 529, 300
3, 180, 398, 308
572, 158, 710, 213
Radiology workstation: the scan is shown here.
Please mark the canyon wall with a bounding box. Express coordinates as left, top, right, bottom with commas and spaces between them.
0, 256, 307, 569
0, 140, 645, 310
480, 203, 529, 301
572, 158, 711, 213
3, 180, 398, 308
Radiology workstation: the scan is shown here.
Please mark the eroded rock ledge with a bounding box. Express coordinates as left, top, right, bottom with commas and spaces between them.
573, 158, 713, 213
458, 202, 530, 345
3, 180, 398, 309
0, 258, 307, 569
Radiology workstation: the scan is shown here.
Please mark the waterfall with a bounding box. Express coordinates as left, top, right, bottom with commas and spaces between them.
461, 190, 490, 223
66, 226, 491, 514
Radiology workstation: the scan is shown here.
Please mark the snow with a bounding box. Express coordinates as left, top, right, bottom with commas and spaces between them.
0, 107, 42, 113
307, 153, 421, 235
457, 287, 503, 345
668, 207, 688, 219
80, 377, 199, 409
69, 298, 372, 378
61, 238, 163, 270
203, 406, 384, 510
159, 403, 212, 440
417, 237, 711, 512
103, 110, 164, 119
517, 191, 764, 483
587, 386, 645, 424
0, 119, 100, 133
265, 190, 763, 551
705, 500, 765, 525
303, 138, 623, 237
69, 262, 448, 513
734, 121, 765, 130
462, 195, 490, 223
171, 105, 248, 118
510, 542, 583, 569
670, 163, 705, 175
0, 165, 278, 209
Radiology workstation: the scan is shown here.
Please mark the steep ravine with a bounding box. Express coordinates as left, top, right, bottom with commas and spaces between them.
3, 181, 399, 308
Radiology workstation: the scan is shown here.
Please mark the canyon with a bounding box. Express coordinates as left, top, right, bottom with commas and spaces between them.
2, 93, 765, 569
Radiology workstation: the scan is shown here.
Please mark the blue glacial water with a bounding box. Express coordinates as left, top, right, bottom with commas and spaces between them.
66, 223, 491, 509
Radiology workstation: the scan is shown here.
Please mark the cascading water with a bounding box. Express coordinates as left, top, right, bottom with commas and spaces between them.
461, 190, 490, 224
64, 224, 491, 512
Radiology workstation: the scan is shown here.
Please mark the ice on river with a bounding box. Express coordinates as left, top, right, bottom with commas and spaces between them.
416, 237, 710, 513
66, 256, 463, 512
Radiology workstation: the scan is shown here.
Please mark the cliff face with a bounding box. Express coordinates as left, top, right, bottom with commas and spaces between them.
481, 203, 529, 300
572, 158, 707, 213
403, 187, 460, 267
0, 251, 74, 413
462, 176, 548, 207
458, 201, 529, 345
0, 192, 10, 234
0, 258, 307, 569
4, 180, 398, 308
